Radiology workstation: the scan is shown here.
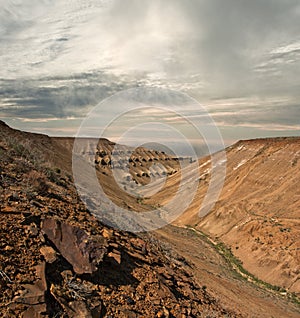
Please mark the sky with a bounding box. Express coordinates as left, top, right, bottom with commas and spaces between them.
0, 0, 300, 148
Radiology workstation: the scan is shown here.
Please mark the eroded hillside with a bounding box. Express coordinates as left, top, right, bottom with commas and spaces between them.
0, 121, 239, 317
1, 121, 300, 317
174, 138, 300, 295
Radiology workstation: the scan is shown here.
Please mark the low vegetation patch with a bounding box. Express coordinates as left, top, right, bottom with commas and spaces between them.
184, 225, 300, 307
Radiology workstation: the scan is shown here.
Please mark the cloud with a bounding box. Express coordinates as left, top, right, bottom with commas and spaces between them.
212, 104, 300, 128
0, 0, 299, 142
1, 1, 299, 90
0, 71, 135, 119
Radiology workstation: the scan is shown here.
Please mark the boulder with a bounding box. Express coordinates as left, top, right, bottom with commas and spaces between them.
41, 219, 107, 274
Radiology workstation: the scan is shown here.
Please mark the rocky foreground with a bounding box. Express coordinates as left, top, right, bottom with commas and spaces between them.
0, 121, 239, 317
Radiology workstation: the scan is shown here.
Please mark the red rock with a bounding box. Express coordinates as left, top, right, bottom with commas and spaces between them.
41, 218, 107, 274
67, 300, 93, 318
50, 284, 94, 318
0, 206, 16, 213
101, 228, 113, 239
15, 262, 47, 305
157, 311, 164, 318
108, 250, 121, 264
40, 245, 57, 263
21, 304, 47, 318
28, 223, 39, 237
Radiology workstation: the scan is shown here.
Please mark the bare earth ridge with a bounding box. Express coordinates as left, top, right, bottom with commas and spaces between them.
173, 138, 300, 295
0, 120, 299, 317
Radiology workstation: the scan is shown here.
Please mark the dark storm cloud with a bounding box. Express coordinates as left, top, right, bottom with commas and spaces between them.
0, 72, 135, 119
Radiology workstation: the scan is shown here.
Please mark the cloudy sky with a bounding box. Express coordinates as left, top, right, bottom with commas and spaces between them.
0, 0, 300, 146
